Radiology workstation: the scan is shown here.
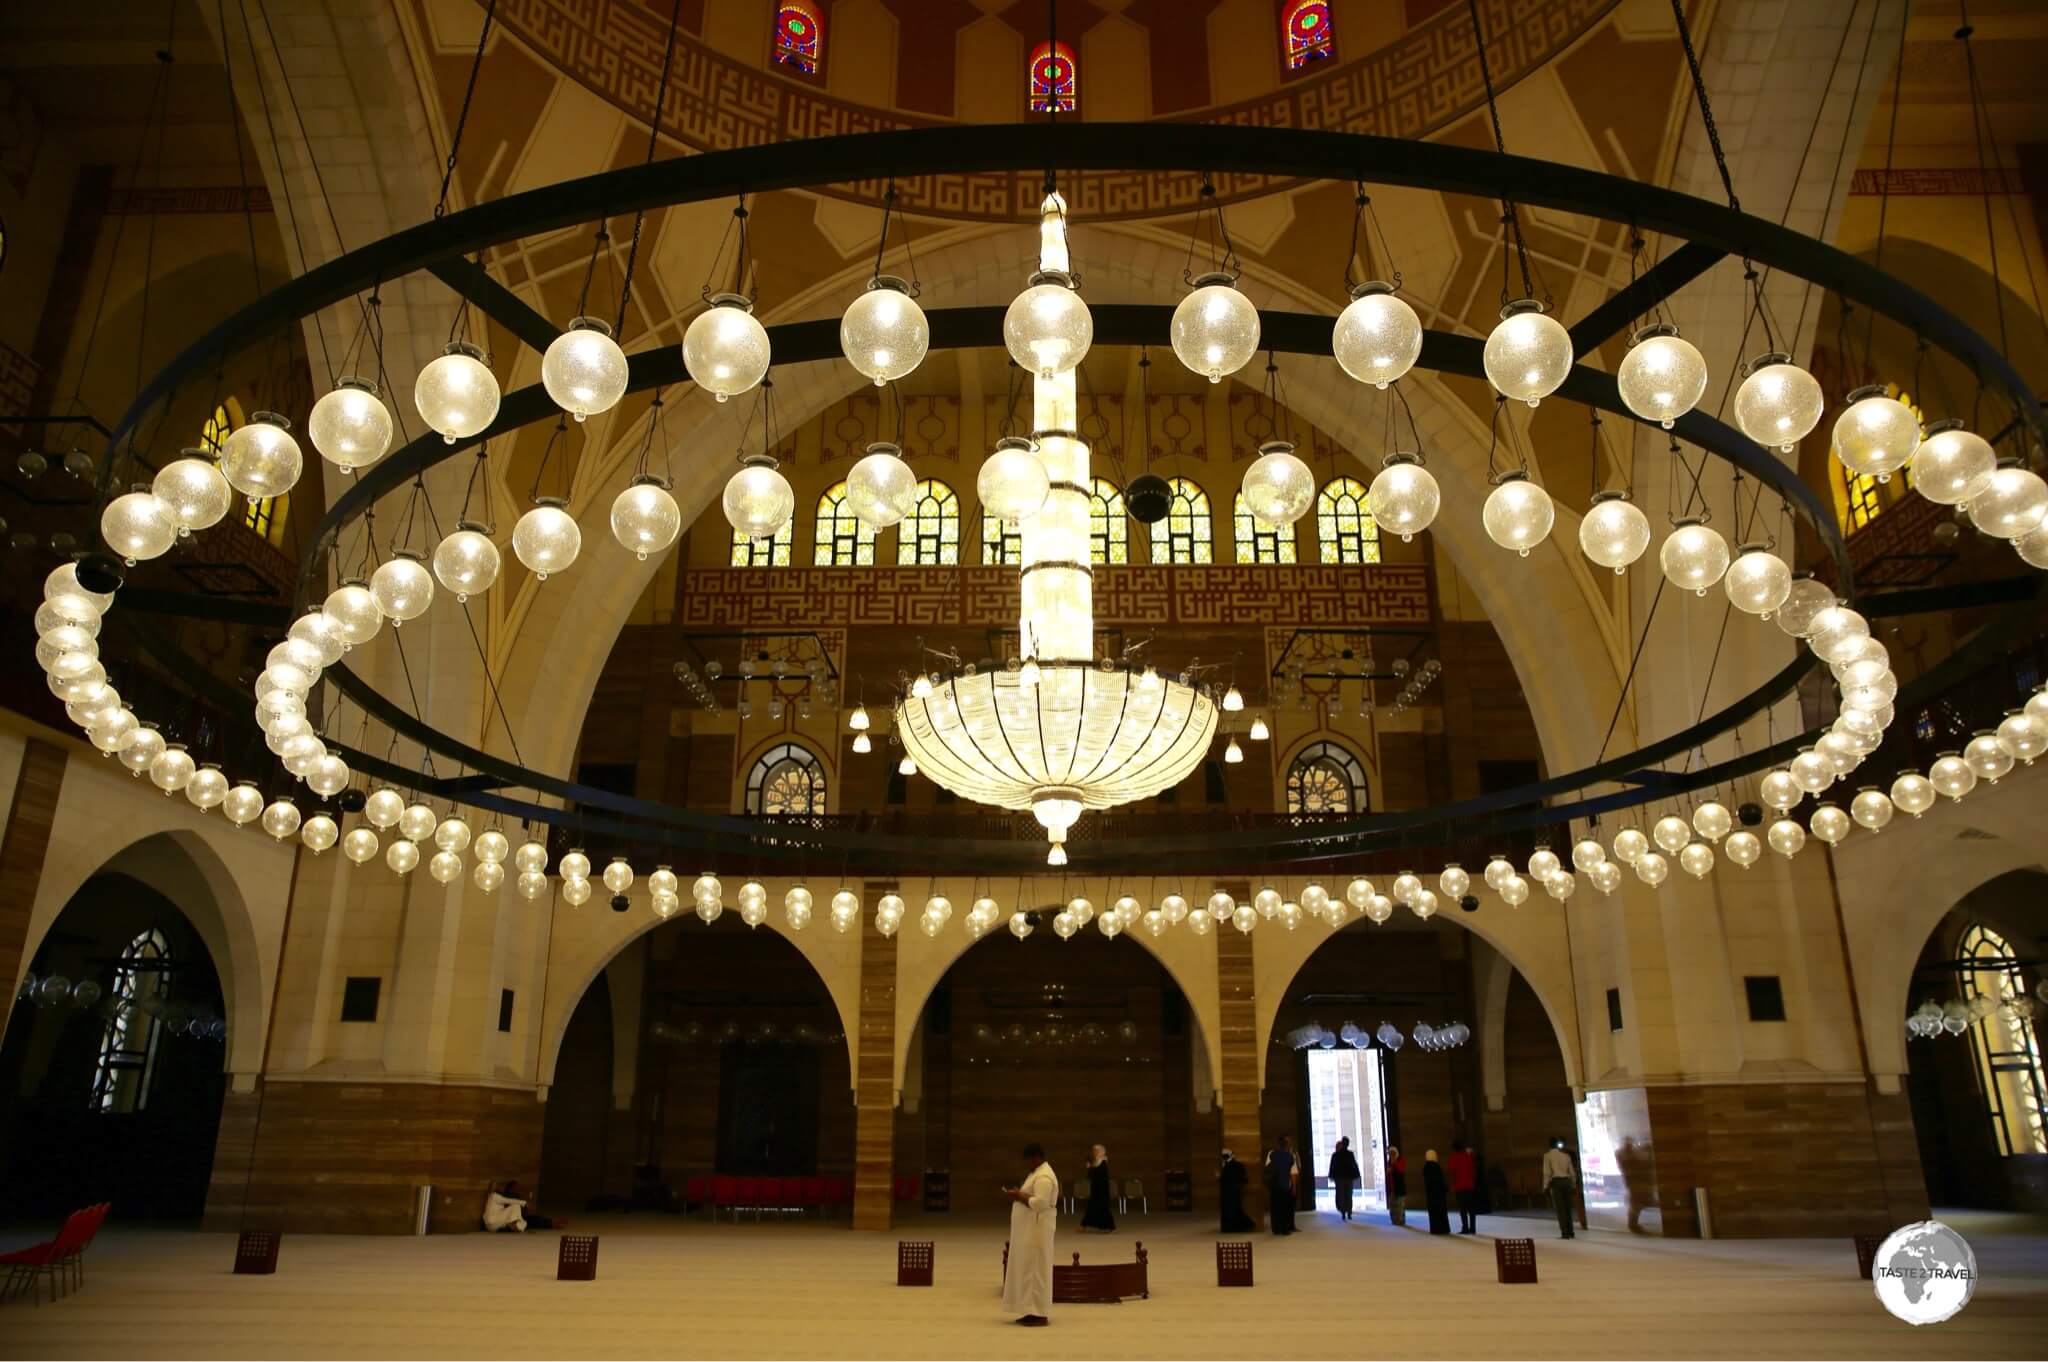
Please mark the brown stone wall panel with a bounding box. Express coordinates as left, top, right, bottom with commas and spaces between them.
201, 1087, 263, 1231
0, 741, 65, 1008
852, 907, 898, 1230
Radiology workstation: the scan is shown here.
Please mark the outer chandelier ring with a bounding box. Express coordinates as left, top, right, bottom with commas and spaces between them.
94, 124, 2045, 872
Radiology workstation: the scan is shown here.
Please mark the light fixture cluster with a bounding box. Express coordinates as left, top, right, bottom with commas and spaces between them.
12, 971, 227, 1042
1906, 991, 2040, 1040
1288, 1020, 1468, 1052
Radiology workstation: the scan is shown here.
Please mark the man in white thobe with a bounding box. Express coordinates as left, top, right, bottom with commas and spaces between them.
1002, 1143, 1059, 1326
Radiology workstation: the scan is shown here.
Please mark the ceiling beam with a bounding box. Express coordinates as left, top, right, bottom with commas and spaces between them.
425, 256, 560, 355
1566, 241, 1727, 355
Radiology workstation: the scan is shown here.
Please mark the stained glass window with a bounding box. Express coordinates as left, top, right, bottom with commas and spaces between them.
814, 481, 877, 566
1234, 491, 1299, 563
982, 511, 1022, 566
772, 3, 824, 77
1150, 477, 1213, 564
1281, 0, 1336, 71
1088, 477, 1127, 565
1029, 40, 1077, 114
1317, 476, 1380, 564
1960, 924, 2048, 1157
897, 479, 961, 565
747, 741, 828, 816
732, 519, 793, 567
1285, 740, 1369, 815
92, 928, 170, 1113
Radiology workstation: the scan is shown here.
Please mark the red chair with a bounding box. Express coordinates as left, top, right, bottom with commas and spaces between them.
711, 1175, 738, 1221
801, 1176, 826, 1218
736, 1176, 763, 1221
684, 1176, 709, 1216
1, 1204, 103, 1305
778, 1177, 803, 1218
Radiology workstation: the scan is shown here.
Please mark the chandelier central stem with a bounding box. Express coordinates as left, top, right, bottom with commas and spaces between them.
1021, 191, 1091, 668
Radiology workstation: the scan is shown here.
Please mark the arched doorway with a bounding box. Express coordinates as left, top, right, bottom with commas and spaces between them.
0, 872, 229, 1221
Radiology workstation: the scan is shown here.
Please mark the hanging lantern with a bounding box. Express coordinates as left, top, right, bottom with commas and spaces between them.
432, 522, 501, 602
307, 754, 351, 799
415, 342, 500, 444
2015, 524, 2048, 570
1832, 386, 1919, 482
309, 377, 395, 469
1498, 875, 1531, 906
221, 411, 303, 499
433, 817, 472, 854
562, 876, 593, 907
785, 885, 814, 931
1691, 802, 1732, 842
977, 436, 1050, 524
1616, 324, 1708, 428
1611, 828, 1648, 864
1332, 282, 1422, 390
289, 611, 346, 667
1579, 491, 1650, 573
473, 861, 506, 893
1759, 768, 1801, 810
1766, 818, 1806, 858
514, 841, 549, 875
1483, 300, 1572, 406
513, 499, 582, 580
1481, 470, 1554, 556
45, 560, 115, 618
324, 580, 384, 647
1589, 860, 1624, 894
840, 275, 930, 385
1003, 271, 1092, 380
1570, 839, 1606, 872
301, 814, 339, 855
473, 830, 510, 866
1804, 606, 1871, 664
684, 294, 772, 402
1850, 787, 1894, 832
1907, 421, 1996, 505
260, 797, 302, 841
152, 452, 233, 536
148, 743, 195, 794
542, 317, 629, 421
1808, 804, 1851, 846
1724, 830, 1762, 868
1239, 440, 1315, 529
602, 858, 635, 894
1171, 273, 1260, 383
1659, 517, 1730, 595
343, 827, 380, 864
1724, 544, 1792, 617
1651, 816, 1690, 855
369, 551, 435, 623
1996, 710, 2047, 764
428, 850, 463, 884
1789, 748, 1835, 794
1889, 772, 1936, 817
1966, 461, 2048, 540
1632, 852, 1669, 887
723, 455, 795, 541
221, 780, 263, 826
186, 764, 228, 812
100, 487, 176, 565
1231, 905, 1258, 934
846, 442, 918, 530
399, 802, 439, 843
1186, 906, 1215, 937
1678, 842, 1715, 878
1963, 731, 2015, 783
1774, 577, 1836, 638
118, 724, 166, 776
1367, 453, 1440, 542
1733, 354, 1823, 452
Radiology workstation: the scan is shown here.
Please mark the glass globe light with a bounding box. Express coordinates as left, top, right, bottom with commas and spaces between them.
783, 884, 814, 930
385, 838, 421, 875
2015, 523, 2048, 570
1964, 731, 2015, 783
1724, 829, 1762, 868
370, 551, 435, 623
1171, 273, 1260, 383
45, 560, 115, 617
1805, 606, 1871, 664
185, 765, 228, 811
301, 813, 339, 854
148, 744, 195, 794
1650, 816, 1690, 855
1215, 889, 1244, 917
846, 442, 917, 530
473, 860, 505, 893
1890, 772, 1936, 816
1187, 906, 1215, 937
322, 581, 382, 648
562, 876, 592, 907
1589, 860, 1624, 894
342, 827, 380, 864
1253, 886, 1283, 917
283, 739, 328, 781
1368, 453, 1439, 542
222, 781, 263, 825
541, 317, 628, 421
119, 724, 166, 776
260, 798, 302, 841
221, 411, 303, 499
603, 858, 634, 894
1996, 710, 2047, 763
978, 437, 1049, 524
1791, 747, 1836, 794
1617, 325, 1708, 428
43, 640, 98, 678
504, 841, 545, 876
1579, 492, 1650, 573
432, 523, 500, 602
1733, 354, 1824, 452
360, 789, 403, 831
1907, 421, 1996, 505
723, 456, 795, 541
1482, 471, 1554, 556
840, 275, 928, 385
1231, 905, 1258, 934
1003, 271, 1092, 380
1966, 462, 2048, 540
1724, 544, 1792, 617
309, 377, 394, 470
1759, 769, 1802, 811
307, 754, 350, 798
1928, 753, 1977, 800
415, 342, 500, 444
101, 487, 176, 564
610, 477, 681, 561
1483, 300, 1573, 406
433, 817, 472, 855
1692, 802, 1732, 842
1333, 282, 1422, 389
1527, 849, 1561, 882
396, 803, 437, 844
1571, 839, 1606, 872
1832, 387, 1919, 482
683, 294, 770, 402
2029, 687, 2048, 730
1439, 865, 1470, 899
513, 499, 581, 580
1482, 858, 1513, 891
1766, 818, 1806, 858
1240, 440, 1315, 529
428, 850, 463, 884
513, 868, 546, 899
1660, 518, 1730, 595
1678, 842, 1715, 878
288, 611, 346, 669
1296, 885, 1328, 919
1498, 874, 1531, 906
1850, 787, 1894, 832
472, 830, 510, 866
1808, 803, 1850, 846
1769, 579, 1833, 640
1632, 852, 1669, 887
152, 453, 233, 535
54, 665, 110, 708
1612, 828, 1649, 864
67, 686, 120, 730
560, 851, 592, 882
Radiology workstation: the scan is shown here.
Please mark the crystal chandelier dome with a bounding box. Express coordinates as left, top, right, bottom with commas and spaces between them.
846, 442, 918, 529
723, 456, 795, 541
1579, 491, 1650, 573
1616, 325, 1708, 429
542, 317, 629, 421
221, 411, 303, 499
1239, 440, 1315, 528
1368, 453, 1439, 542
309, 377, 394, 470
978, 437, 1050, 524
415, 342, 500, 444
1483, 300, 1572, 407
1733, 354, 1823, 452
683, 294, 771, 402
841, 275, 929, 385
1481, 471, 1554, 557
1832, 386, 1919, 482
611, 475, 682, 561
1332, 282, 1421, 390
152, 452, 233, 536
1171, 273, 1260, 383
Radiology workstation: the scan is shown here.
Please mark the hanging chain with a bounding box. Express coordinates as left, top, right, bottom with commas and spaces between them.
1467, 0, 1537, 302
434, 0, 497, 217
615, 0, 681, 332
1669, 0, 1739, 211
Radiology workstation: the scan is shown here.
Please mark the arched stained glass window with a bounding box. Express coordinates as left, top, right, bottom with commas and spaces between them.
1960, 924, 2047, 1156
1317, 476, 1380, 564
732, 519, 793, 567
1149, 477, 1214, 564
982, 511, 1022, 566
93, 928, 171, 1113
814, 481, 877, 565
1235, 491, 1299, 564
1285, 740, 1369, 815
1029, 40, 1077, 114
1089, 477, 1127, 565
746, 741, 828, 816
772, 3, 824, 76
897, 479, 960, 565
1281, 0, 1336, 71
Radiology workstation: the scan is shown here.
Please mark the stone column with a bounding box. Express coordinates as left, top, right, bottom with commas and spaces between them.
1214, 879, 1261, 1226
852, 883, 899, 1230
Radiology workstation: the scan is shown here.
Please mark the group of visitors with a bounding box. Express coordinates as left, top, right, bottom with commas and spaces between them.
1215, 1135, 1580, 1239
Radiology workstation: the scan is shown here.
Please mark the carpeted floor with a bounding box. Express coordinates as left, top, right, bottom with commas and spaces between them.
2, 1208, 2043, 1359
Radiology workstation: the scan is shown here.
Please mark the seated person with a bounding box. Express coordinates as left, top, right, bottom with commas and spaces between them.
482, 1180, 562, 1232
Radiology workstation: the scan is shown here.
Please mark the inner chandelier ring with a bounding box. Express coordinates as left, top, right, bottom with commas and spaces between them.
94, 124, 2047, 871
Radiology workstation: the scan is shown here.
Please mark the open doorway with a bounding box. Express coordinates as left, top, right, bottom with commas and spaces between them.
1305, 1047, 1388, 1212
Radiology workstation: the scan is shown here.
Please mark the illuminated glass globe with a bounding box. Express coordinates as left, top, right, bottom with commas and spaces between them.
1766, 818, 1806, 857
289, 611, 346, 667
519, 869, 549, 900
1652, 815, 1691, 855
119, 724, 166, 775
1889, 771, 1936, 817
610, 476, 682, 561
473, 861, 505, 893
562, 876, 593, 907
542, 317, 629, 421
148, 744, 195, 794
260, 797, 302, 841
101, 487, 176, 564
433, 817, 472, 855
474, 830, 510, 865
1579, 492, 1650, 573
1804, 606, 1870, 664
415, 342, 500, 443
1724, 830, 1761, 868
1438, 865, 1470, 899
978, 437, 1049, 524
1332, 282, 1422, 389
1611, 827, 1648, 863
515, 841, 549, 874
1003, 271, 1092, 380
1231, 906, 1258, 934
1808, 803, 1850, 846
301, 814, 339, 855
1481, 471, 1554, 556
429, 851, 463, 884
370, 552, 435, 623
1678, 842, 1715, 879
385, 839, 420, 875
343, 827, 380, 864
222, 780, 263, 825
723, 456, 795, 541
1588, 860, 1624, 894
1733, 354, 1823, 452
1171, 273, 1260, 384
1759, 768, 1802, 811
1724, 544, 1792, 617
1571, 839, 1606, 872
309, 377, 394, 470
45, 560, 114, 617
186, 765, 228, 812
363, 788, 405, 829
432, 522, 500, 602
1790, 748, 1835, 794
1240, 441, 1315, 528
1966, 463, 2048, 540
1483, 300, 1573, 407
785, 885, 814, 931
840, 276, 928, 385
1633, 852, 1669, 887
2015, 523, 2048, 570
1483, 858, 1513, 890
324, 581, 383, 647
1659, 518, 1729, 595
560, 851, 592, 881
399, 802, 439, 843
1907, 422, 1996, 505
1832, 387, 1919, 482
847, 442, 918, 529
1499, 874, 1531, 906
307, 755, 351, 798
1964, 731, 2015, 783
1850, 787, 1894, 831
513, 499, 582, 580
683, 294, 771, 402
1368, 453, 1440, 542
602, 858, 635, 894
1617, 325, 1708, 428
152, 453, 232, 535
1775, 577, 1836, 638
222, 411, 303, 499
1997, 710, 2047, 763
1692, 801, 1732, 842
1186, 906, 1214, 936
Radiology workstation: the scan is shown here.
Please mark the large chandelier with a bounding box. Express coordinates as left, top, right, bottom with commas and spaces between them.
897, 193, 1219, 855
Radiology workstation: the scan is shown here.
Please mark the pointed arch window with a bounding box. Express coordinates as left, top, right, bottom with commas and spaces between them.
92, 928, 171, 1113
1028, 41, 1077, 114
1234, 491, 1299, 563
982, 511, 1023, 566
1281, 0, 1336, 71
732, 519, 793, 567
1317, 476, 1380, 564
1089, 477, 1128, 565
1285, 740, 1369, 815
1959, 924, 2047, 1156
772, 3, 824, 77
897, 479, 960, 565
746, 741, 828, 816
814, 481, 877, 565
1149, 477, 1214, 564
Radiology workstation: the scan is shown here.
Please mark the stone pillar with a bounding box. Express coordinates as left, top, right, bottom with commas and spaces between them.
852, 884, 899, 1230
1214, 880, 1260, 1227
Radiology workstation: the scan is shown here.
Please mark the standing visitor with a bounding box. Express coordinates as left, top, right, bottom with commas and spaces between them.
1080, 1144, 1117, 1232
1218, 1149, 1256, 1232
1422, 1149, 1450, 1235
1327, 1136, 1361, 1222
1447, 1140, 1478, 1234
1003, 1143, 1059, 1326
1265, 1135, 1298, 1235
1384, 1145, 1408, 1226
1543, 1137, 1578, 1240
